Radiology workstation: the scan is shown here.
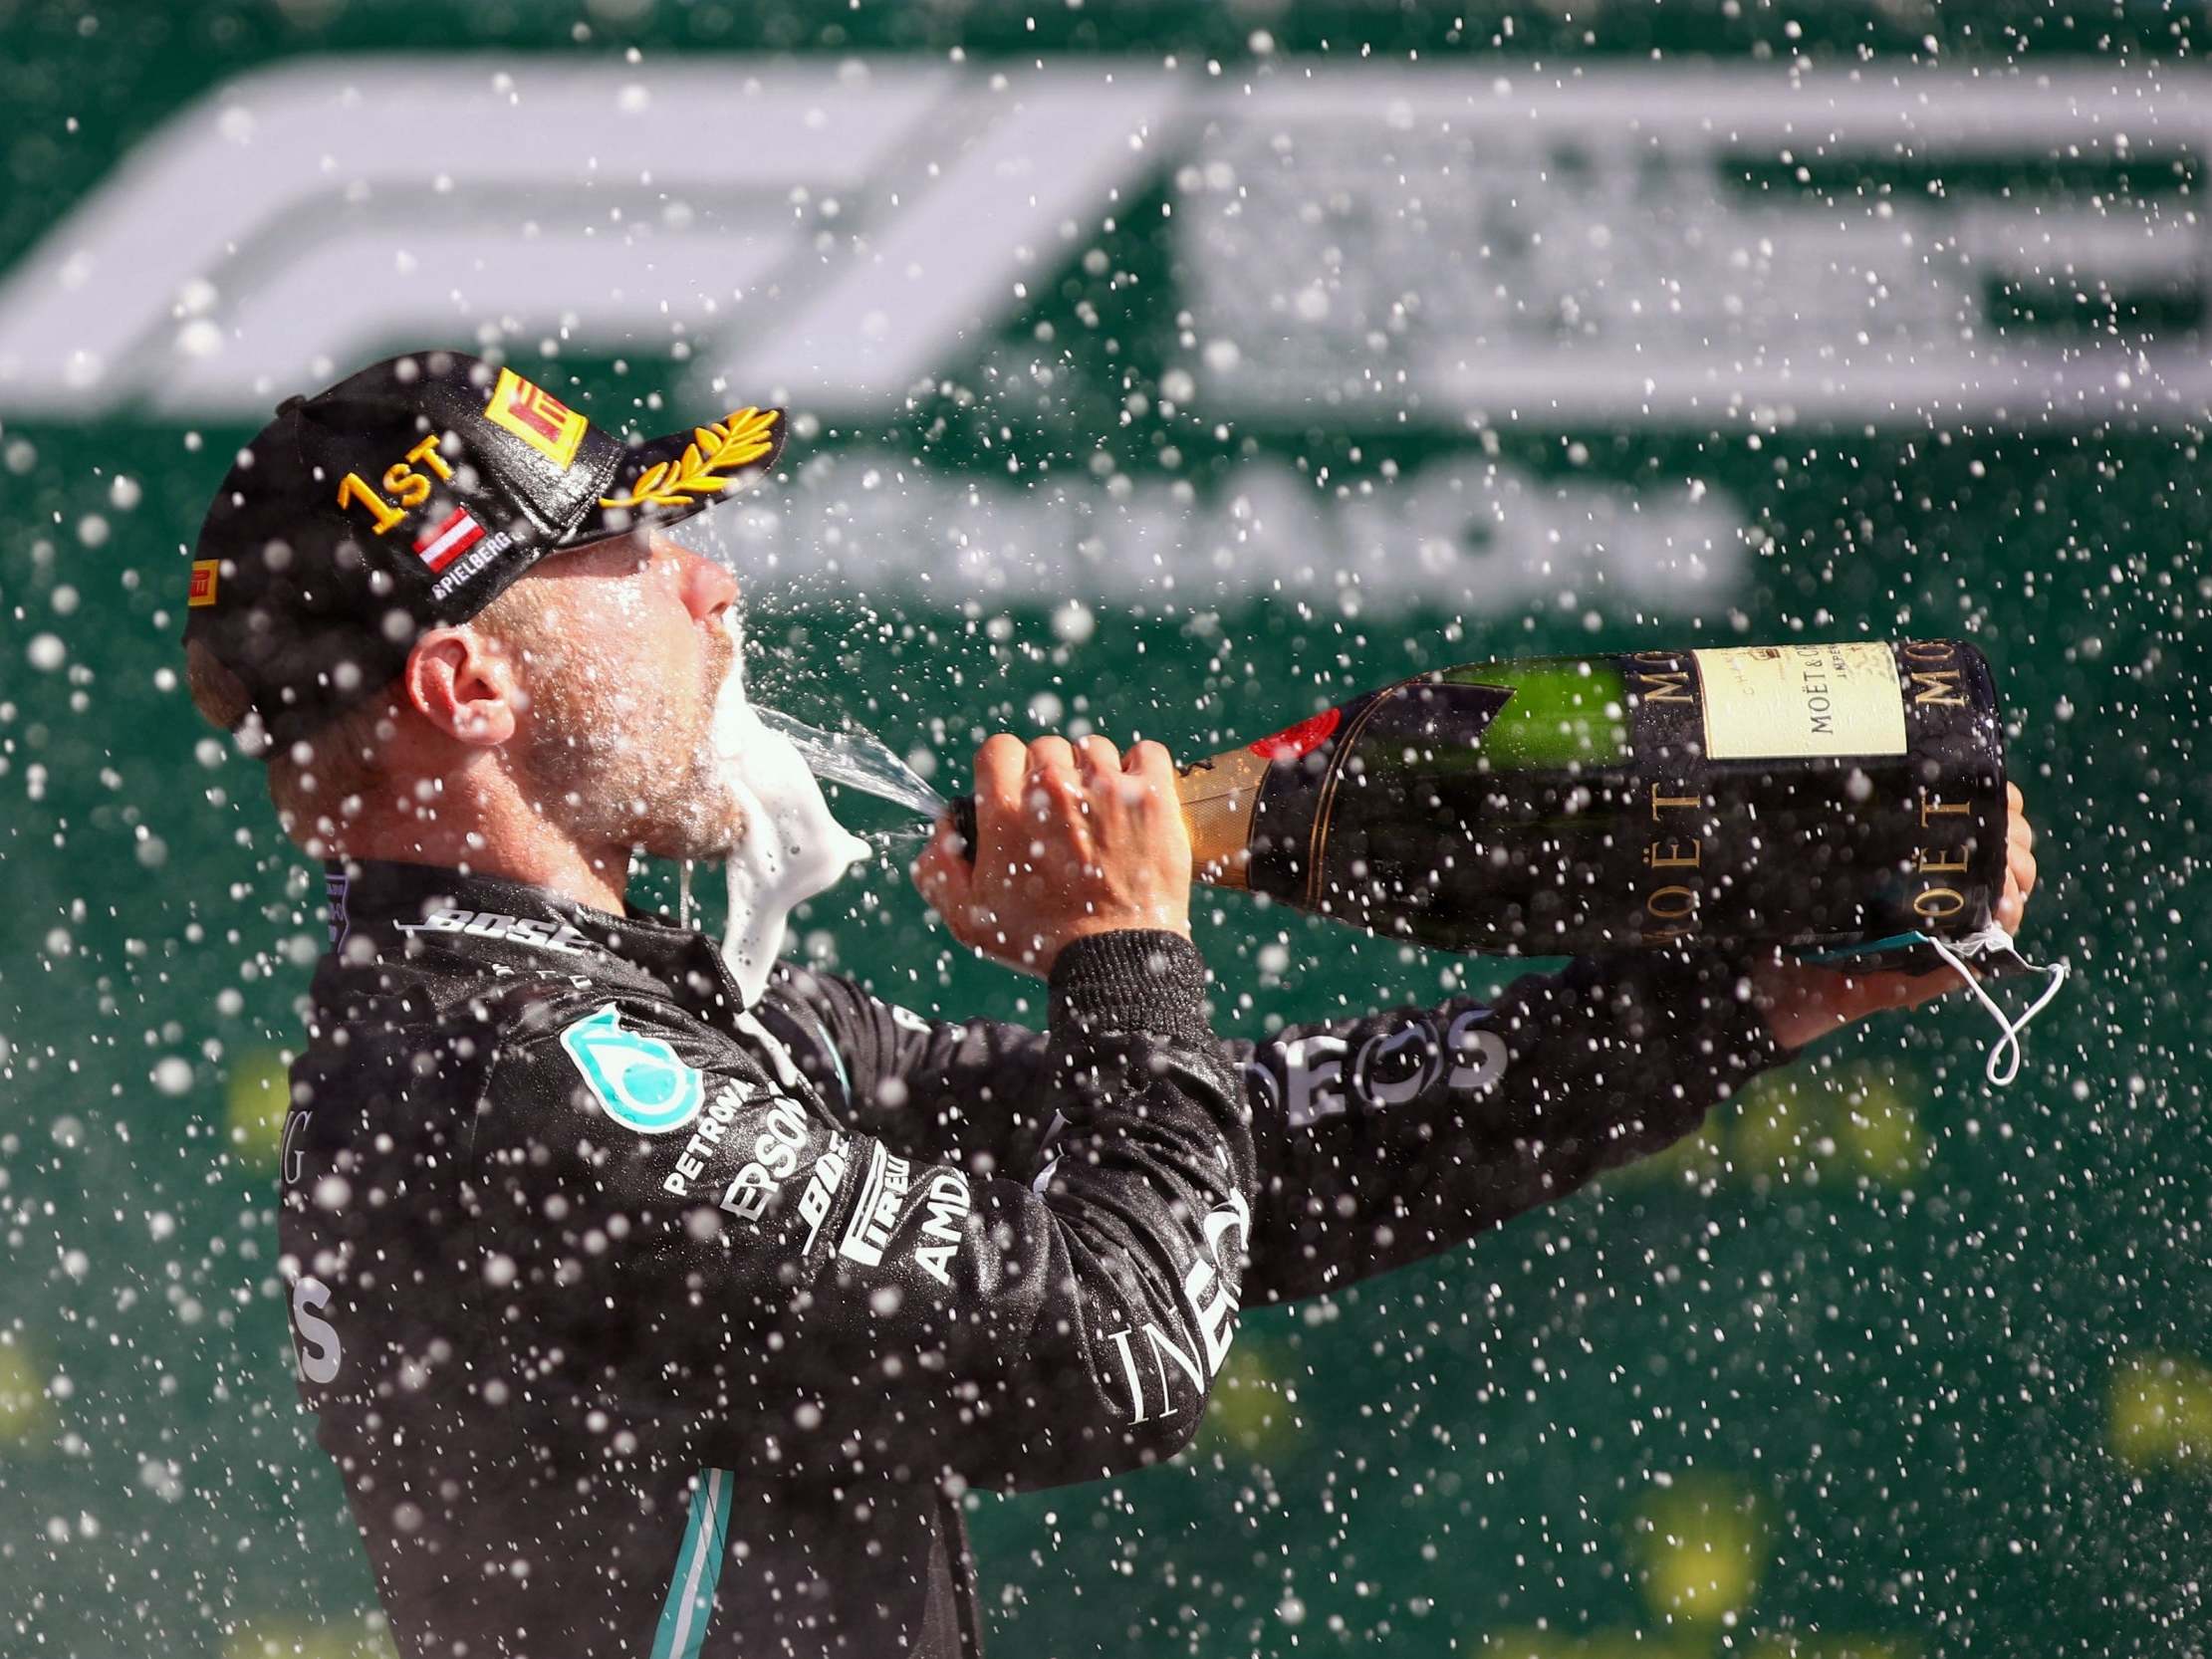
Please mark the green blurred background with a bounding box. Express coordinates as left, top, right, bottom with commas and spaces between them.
1, 2, 2206, 1655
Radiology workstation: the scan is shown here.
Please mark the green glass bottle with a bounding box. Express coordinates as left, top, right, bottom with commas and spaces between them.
961, 640, 2010, 963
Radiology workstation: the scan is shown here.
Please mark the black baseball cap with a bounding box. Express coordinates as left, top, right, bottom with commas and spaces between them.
184, 350, 787, 749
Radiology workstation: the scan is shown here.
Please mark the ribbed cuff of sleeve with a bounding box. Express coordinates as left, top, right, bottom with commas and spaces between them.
1634, 946, 1802, 1090
1048, 930, 1213, 1046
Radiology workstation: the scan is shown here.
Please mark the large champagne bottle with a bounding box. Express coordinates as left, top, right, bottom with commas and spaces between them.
956, 639, 2010, 963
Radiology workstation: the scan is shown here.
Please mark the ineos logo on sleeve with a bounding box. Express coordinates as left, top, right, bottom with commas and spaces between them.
1238, 1063, 1280, 1117
289, 1277, 343, 1386
1278, 1035, 1350, 1127
1258, 1010, 1509, 1127
280, 1109, 312, 1186
1444, 1009, 1509, 1094
1182, 1193, 1250, 1373
1106, 1191, 1252, 1425
1350, 1020, 1443, 1107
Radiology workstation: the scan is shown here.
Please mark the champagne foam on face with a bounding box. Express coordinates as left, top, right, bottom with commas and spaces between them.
709, 611, 869, 1007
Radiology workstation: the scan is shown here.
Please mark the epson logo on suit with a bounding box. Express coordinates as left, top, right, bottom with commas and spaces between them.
712, 1098, 814, 1221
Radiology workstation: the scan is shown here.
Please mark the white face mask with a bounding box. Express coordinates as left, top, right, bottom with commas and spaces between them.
1910, 922, 2071, 1088
1802, 922, 2071, 1087
706, 611, 869, 1008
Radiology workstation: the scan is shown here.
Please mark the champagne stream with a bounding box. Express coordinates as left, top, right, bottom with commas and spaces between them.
756, 707, 946, 827
751, 706, 949, 832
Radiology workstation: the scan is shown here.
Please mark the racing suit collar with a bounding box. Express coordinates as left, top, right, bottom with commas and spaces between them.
325, 857, 742, 1015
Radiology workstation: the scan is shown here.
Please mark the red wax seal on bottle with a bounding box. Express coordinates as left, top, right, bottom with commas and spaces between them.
1249, 706, 1342, 762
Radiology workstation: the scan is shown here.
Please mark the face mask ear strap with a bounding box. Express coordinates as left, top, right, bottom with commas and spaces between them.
1917, 924, 2072, 1088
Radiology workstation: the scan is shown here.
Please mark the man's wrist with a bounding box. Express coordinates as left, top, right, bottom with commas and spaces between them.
1047, 929, 1212, 1046
1631, 947, 1805, 1072
1053, 911, 1191, 955
1747, 953, 1972, 1055
1748, 958, 1829, 1053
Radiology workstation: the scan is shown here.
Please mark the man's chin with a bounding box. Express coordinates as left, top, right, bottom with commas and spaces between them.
640, 790, 744, 865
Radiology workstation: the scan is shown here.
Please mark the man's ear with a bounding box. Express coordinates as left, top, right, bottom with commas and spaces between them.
404, 626, 520, 749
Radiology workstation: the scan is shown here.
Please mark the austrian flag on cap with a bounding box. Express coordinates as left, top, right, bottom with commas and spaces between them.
183, 349, 788, 749
413, 507, 486, 574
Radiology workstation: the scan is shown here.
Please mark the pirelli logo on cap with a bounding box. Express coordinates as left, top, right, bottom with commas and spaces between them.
187, 560, 220, 607
483, 366, 589, 469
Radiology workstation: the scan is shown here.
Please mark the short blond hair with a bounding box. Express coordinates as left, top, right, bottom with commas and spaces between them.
184, 583, 543, 853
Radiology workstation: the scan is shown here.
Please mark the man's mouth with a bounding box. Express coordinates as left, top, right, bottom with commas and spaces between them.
705, 624, 737, 711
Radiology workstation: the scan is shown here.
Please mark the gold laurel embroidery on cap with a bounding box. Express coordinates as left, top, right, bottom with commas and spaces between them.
597, 408, 781, 510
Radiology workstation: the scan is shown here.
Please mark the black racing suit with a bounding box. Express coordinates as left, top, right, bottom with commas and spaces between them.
281, 859, 1796, 1659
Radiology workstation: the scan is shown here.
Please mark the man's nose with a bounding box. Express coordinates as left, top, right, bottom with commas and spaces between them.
678, 553, 739, 624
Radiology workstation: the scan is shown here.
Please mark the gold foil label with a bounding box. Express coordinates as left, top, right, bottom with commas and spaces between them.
1691, 641, 1907, 761
1175, 748, 1270, 889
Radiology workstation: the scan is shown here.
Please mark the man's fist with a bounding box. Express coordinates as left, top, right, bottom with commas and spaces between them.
1750, 779, 2040, 1052
1990, 778, 2038, 935
912, 733, 1193, 977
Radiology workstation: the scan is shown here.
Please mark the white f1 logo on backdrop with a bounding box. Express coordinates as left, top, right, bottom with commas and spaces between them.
0, 58, 1186, 419
0, 59, 2205, 423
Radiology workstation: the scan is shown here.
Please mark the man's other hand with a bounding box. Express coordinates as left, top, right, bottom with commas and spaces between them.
1750, 780, 2040, 1053
912, 734, 1194, 978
